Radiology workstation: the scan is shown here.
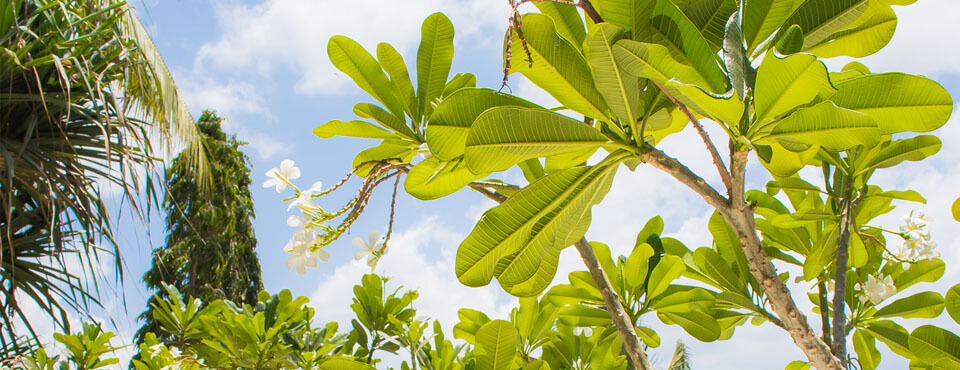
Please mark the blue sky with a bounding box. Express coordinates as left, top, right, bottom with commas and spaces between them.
30, 1, 960, 369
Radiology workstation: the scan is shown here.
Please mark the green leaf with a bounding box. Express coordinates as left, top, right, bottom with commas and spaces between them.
909, 325, 960, 365
708, 211, 749, 283
766, 177, 821, 195
693, 247, 742, 293
805, 2, 897, 58
585, 23, 640, 125
592, 0, 654, 33
417, 13, 455, 118
756, 101, 881, 152
678, 0, 739, 50
632, 0, 728, 94
319, 358, 376, 370
464, 107, 611, 174
508, 13, 610, 119
352, 139, 417, 177
453, 308, 491, 344
874, 292, 945, 319
853, 330, 882, 370
894, 259, 944, 291
785, 360, 811, 370
865, 320, 915, 360
752, 52, 835, 124
636, 326, 661, 347
534, 0, 587, 47
354, 103, 419, 140
427, 88, 540, 161
775, 24, 804, 54
377, 42, 418, 119
859, 135, 941, 174
723, 11, 753, 101
456, 157, 624, 296
404, 156, 487, 200
614, 40, 715, 90
784, 0, 869, 51
313, 120, 400, 140
848, 231, 868, 268
664, 81, 745, 124
830, 73, 954, 134
442, 72, 477, 98
558, 304, 613, 327
953, 198, 960, 222
328, 36, 407, 121
623, 243, 654, 292
545, 146, 598, 173
646, 255, 685, 298
943, 283, 960, 324
545, 284, 603, 306
743, 0, 802, 54
475, 320, 519, 370
659, 310, 721, 342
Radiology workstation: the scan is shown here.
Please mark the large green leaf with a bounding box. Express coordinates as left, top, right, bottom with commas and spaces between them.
456, 157, 624, 296
558, 304, 613, 327
427, 88, 540, 161
805, 2, 898, 58
909, 325, 960, 365
853, 330, 882, 370
693, 247, 742, 294
858, 135, 941, 174
784, 0, 869, 51
313, 120, 400, 140
743, 0, 802, 54
708, 211, 749, 284
632, 0, 728, 94
830, 73, 954, 134
404, 156, 487, 200
354, 103, 419, 140
944, 284, 960, 326
756, 101, 881, 152
893, 258, 944, 291
865, 320, 915, 360
545, 284, 603, 307
752, 52, 835, 125
659, 311, 720, 342
417, 13, 455, 118
592, 0, 654, 32
623, 243, 654, 293
679, 0, 739, 50
535, 0, 587, 47
874, 292, 945, 319
464, 107, 611, 174
664, 81, 744, 124
328, 36, 407, 121
351, 139, 417, 176
585, 23, 640, 125
646, 255, 685, 298
475, 320, 519, 370
377, 43, 418, 119
614, 40, 714, 89
508, 13, 610, 119
453, 308, 491, 344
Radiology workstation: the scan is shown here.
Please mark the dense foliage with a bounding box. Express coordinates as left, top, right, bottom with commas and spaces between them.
0, 0, 202, 354
136, 111, 262, 345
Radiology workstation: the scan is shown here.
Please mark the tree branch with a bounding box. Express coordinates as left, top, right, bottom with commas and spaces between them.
643, 147, 843, 370
468, 183, 651, 370
648, 79, 733, 194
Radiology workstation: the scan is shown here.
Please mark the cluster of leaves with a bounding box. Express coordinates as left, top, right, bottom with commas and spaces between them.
306, 0, 960, 369
0, 0, 204, 352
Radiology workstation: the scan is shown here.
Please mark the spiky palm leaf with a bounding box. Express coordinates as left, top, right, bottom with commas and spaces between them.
667, 340, 692, 370
0, 0, 205, 354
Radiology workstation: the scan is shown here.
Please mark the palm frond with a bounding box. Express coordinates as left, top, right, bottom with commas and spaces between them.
667, 340, 692, 370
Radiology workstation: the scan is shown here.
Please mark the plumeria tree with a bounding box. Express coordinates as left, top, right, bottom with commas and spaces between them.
266, 1, 960, 369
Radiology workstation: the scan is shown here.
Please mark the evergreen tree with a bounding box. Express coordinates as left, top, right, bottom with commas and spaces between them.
135, 111, 262, 344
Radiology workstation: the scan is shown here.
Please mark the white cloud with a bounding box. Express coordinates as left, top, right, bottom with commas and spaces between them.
198, 0, 510, 95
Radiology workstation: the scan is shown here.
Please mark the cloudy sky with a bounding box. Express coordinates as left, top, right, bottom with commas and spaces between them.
54, 1, 960, 368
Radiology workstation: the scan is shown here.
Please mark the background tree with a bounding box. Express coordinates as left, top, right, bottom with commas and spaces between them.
135, 111, 261, 345
0, 0, 204, 354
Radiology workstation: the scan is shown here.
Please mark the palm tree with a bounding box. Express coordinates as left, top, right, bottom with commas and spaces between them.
135, 111, 262, 345
666, 340, 692, 370
0, 0, 206, 353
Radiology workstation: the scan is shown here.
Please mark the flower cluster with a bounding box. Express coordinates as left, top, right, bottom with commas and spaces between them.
858, 274, 896, 305
895, 211, 939, 261
264, 160, 388, 275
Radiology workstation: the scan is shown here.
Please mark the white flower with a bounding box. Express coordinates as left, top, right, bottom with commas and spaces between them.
353, 230, 386, 269
287, 214, 308, 228
168, 346, 181, 358
572, 327, 593, 337
860, 274, 896, 304
900, 212, 930, 235
897, 211, 938, 261
263, 159, 301, 193
285, 243, 331, 275
288, 181, 323, 211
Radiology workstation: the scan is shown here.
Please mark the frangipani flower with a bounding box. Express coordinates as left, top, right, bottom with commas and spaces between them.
897, 211, 938, 261
354, 229, 387, 270
859, 274, 896, 304
263, 159, 301, 193
288, 181, 323, 211
287, 214, 308, 228
285, 243, 331, 276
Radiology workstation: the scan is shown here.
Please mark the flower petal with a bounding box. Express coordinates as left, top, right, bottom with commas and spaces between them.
368, 230, 381, 247
353, 236, 368, 249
